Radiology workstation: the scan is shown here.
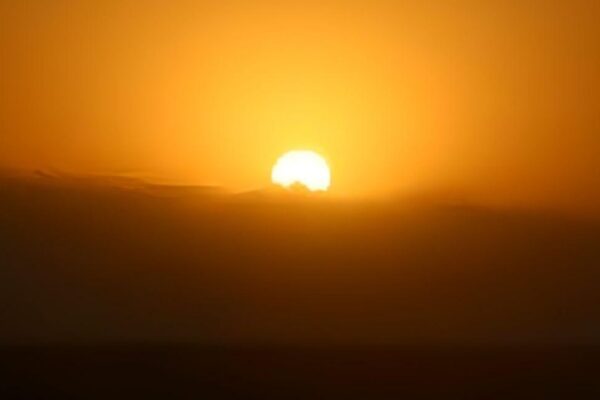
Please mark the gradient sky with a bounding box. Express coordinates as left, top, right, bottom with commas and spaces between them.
1, 1, 599, 212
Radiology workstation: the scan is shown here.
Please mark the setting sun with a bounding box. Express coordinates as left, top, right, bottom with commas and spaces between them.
271, 150, 331, 192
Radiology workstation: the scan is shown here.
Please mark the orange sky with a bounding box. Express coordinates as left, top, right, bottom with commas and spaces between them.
1, 1, 599, 212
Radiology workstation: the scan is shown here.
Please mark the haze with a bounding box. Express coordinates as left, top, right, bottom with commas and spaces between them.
1, 0, 599, 215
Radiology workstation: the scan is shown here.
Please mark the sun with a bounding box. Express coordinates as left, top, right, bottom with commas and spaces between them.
271, 150, 331, 192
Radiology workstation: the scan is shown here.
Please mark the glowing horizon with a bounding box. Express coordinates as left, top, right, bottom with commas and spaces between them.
1, 1, 599, 213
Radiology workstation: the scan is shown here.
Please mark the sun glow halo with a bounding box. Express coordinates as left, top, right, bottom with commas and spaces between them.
271, 150, 331, 192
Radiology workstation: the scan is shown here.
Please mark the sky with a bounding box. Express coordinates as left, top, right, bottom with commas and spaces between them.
1, 0, 599, 212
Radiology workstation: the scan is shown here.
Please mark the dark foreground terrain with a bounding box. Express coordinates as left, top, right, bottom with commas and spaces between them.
1, 173, 600, 398
2, 345, 600, 399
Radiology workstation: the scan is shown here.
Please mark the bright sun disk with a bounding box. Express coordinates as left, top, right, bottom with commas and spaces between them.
271, 150, 330, 192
